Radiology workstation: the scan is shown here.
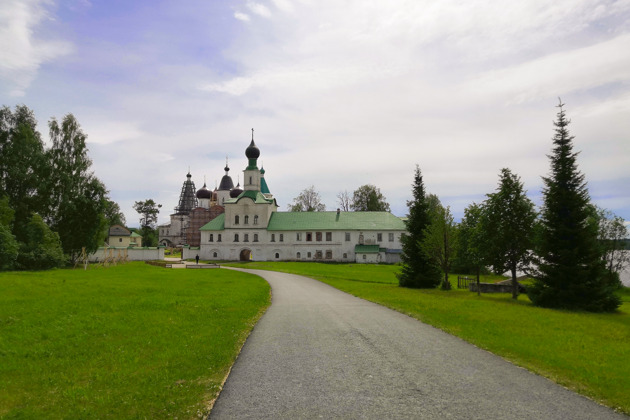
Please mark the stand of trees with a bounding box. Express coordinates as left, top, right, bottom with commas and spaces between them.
399, 103, 626, 313
0, 105, 123, 269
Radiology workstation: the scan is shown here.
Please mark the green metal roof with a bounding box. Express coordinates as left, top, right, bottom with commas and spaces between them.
267, 211, 406, 231
354, 245, 381, 253
200, 213, 225, 231
261, 177, 270, 194
224, 190, 274, 205
130, 232, 142, 238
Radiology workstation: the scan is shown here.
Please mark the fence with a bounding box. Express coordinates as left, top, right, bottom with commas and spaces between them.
457, 275, 475, 289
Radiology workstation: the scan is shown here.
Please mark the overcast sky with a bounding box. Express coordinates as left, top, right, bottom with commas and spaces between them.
2, 0, 629, 227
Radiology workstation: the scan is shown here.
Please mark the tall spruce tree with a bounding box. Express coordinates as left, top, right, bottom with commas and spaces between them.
528, 102, 620, 312
397, 165, 441, 288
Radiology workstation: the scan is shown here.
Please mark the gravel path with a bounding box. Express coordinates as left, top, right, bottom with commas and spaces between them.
209, 269, 626, 419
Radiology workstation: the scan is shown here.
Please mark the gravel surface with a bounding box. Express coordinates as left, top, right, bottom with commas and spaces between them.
209, 268, 627, 419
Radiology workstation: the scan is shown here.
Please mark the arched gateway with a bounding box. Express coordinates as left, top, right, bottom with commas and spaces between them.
239, 249, 251, 261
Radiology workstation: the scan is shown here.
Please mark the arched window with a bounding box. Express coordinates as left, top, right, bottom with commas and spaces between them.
275, 253, 280, 259
234, 234, 239, 242
217, 234, 222, 242
209, 234, 214, 242
254, 215, 258, 225
235, 215, 240, 225
244, 215, 249, 225
244, 234, 249, 242
213, 252, 218, 258
297, 252, 301, 259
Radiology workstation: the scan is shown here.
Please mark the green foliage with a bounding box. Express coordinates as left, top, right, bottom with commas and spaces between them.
453, 202, 484, 274
139, 226, 158, 247
529, 102, 620, 312
227, 262, 630, 414
45, 114, 109, 263
289, 185, 326, 212
421, 199, 457, 290
350, 184, 390, 212
398, 165, 441, 288
593, 206, 629, 284
481, 168, 537, 299
0, 223, 18, 270
0, 195, 15, 227
0, 263, 270, 418
16, 213, 65, 270
133, 199, 162, 228
0, 105, 49, 241
104, 198, 126, 227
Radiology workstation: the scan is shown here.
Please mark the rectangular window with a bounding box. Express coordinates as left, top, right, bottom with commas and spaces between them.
316, 232, 322, 241
235, 215, 239, 225
377, 233, 383, 242
119, 238, 122, 242
325, 250, 332, 259
244, 234, 249, 242
209, 234, 214, 242
254, 234, 258, 242
315, 250, 323, 259
296, 233, 302, 241
307, 252, 312, 258
217, 234, 222, 242
244, 215, 249, 225
279, 234, 284, 242
345, 232, 351, 241
326, 232, 332, 241
306, 232, 312, 241
389, 233, 394, 242
271, 234, 275, 242
234, 234, 239, 242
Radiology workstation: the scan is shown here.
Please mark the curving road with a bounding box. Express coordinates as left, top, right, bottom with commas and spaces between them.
210, 269, 626, 419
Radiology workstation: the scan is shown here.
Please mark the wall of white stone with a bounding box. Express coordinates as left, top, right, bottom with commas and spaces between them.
88, 247, 164, 262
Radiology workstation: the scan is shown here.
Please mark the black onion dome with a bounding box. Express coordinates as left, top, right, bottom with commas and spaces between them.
196, 183, 211, 199
218, 165, 234, 191
230, 183, 243, 198
245, 139, 260, 159
218, 175, 234, 191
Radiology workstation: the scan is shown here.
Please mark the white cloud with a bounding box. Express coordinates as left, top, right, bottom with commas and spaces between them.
246, 2, 272, 18
0, 0, 73, 96
467, 34, 630, 104
234, 12, 250, 22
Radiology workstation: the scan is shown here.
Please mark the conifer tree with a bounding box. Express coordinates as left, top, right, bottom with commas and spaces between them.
398, 165, 441, 288
528, 102, 620, 312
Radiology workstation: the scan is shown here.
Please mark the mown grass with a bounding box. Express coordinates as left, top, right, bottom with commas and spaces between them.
227, 261, 630, 414
0, 262, 270, 419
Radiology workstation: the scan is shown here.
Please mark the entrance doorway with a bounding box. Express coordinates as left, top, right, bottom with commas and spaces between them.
240, 249, 251, 261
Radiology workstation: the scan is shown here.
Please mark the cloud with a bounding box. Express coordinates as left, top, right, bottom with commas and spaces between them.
0, 0, 73, 96
234, 12, 250, 22
467, 33, 630, 104
246, 2, 272, 18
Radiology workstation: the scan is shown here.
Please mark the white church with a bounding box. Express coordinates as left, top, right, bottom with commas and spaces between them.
183, 135, 407, 263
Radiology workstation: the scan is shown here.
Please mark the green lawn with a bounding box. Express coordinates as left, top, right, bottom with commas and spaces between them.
0, 262, 270, 419
227, 261, 630, 414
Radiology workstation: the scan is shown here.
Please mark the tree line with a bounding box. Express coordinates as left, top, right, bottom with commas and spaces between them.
0, 105, 125, 269
398, 102, 627, 313
289, 184, 390, 212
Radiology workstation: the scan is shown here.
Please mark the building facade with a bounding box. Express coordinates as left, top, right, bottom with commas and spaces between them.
194, 138, 406, 263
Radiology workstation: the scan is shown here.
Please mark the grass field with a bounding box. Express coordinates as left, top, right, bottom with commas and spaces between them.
0, 262, 270, 419
226, 261, 630, 414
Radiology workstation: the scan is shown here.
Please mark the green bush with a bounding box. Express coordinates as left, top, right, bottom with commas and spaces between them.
16, 214, 65, 270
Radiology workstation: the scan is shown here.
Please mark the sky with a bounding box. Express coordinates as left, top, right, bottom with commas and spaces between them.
1, 0, 629, 227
